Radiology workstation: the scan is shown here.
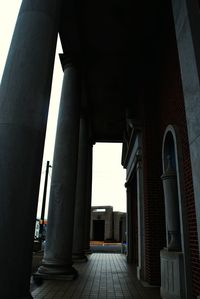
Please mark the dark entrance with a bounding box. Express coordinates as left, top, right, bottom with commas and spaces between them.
127, 172, 138, 264
119, 219, 123, 242
93, 220, 105, 241
131, 178, 138, 264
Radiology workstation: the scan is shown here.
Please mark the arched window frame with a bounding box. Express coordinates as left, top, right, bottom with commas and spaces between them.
162, 125, 192, 298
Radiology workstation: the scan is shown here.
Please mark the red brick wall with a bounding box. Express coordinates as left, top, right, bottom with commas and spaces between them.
157, 8, 200, 297
142, 3, 200, 295
142, 97, 166, 285
128, 1, 200, 294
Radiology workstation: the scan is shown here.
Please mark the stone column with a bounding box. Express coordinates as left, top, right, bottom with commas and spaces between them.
171, 0, 200, 251
73, 117, 89, 261
161, 156, 181, 251
126, 184, 134, 263
90, 212, 94, 240
37, 55, 81, 279
0, 0, 61, 298
136, 151, 145, 280
114, 213, 120, 242
105, 207, 113, 240
83, 142, 93, 253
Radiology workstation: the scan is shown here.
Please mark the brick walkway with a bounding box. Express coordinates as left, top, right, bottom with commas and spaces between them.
32, 253, 161, 299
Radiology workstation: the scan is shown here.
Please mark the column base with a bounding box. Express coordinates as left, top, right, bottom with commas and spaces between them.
137, 265, 144, 281
33, 261, 78, 282
83, 247, 92, 255
160, 249, 185, 299
72, 253, 88, 262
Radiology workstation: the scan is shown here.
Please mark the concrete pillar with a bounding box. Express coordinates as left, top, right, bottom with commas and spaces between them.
126, 184, 134, 263
0, 0, 61, 298
83, 142, 93, 253
161, 155, 181, 251
136, 151, 145, 280
114, 213, 120, 241
105, 207, 113, 240
171, 0, 200, 251
90, 212, 94, 240
121, 215, 127, 243
73, 117, 89, 261
37, 55, 81, 279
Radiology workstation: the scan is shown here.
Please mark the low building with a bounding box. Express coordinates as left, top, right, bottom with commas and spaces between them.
90, 206, 126, 242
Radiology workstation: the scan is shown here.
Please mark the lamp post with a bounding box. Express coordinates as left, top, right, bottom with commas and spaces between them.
39, 160, 52, 243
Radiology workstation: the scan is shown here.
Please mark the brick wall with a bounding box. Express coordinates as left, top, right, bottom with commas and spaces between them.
141, 3, 200, 294
154, 4, 199, 296
142, 95, 166, 285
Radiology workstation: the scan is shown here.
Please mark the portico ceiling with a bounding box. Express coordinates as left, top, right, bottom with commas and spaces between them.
59, 0, 168, 142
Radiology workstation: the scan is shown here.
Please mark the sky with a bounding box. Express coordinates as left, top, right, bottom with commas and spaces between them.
0, 1, 127, 217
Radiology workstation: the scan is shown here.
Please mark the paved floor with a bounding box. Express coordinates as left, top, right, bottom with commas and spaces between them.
32, 253, 161, 299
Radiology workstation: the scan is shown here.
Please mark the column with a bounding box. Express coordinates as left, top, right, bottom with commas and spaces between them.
0, 0, 61, 298
83, 142, 93, 253
126, 183, 134, 263
161, 155, 181, 251
171, 0, 200, 251
90, 211, 94, 240
105, 207, 113, 240
136, 151, 145, 280
73, 117, 89, 261
37, 54, 81, 279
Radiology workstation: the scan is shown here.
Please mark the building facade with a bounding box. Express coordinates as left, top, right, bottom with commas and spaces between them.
0, 0, 200, 298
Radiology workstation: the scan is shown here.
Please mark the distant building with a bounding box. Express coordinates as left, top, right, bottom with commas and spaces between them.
34, 219, 47, 240
90, 206, 126, 242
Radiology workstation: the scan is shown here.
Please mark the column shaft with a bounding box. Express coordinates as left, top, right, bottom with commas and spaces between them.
171, 0, 200, 251
37, 61, 81, 279
0, 0, 60, 298
136, 157, 145, 280
126, 186, 134, 263
83, 143, 93, 252
73, 117, 89, 261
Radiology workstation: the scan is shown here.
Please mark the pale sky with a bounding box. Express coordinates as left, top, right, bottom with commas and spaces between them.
0, 1, 127, 217
92, 143, 126, 212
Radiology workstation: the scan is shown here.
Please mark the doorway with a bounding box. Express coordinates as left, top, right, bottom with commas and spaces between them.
93, 220, 105, 241
127, 173, 138, 264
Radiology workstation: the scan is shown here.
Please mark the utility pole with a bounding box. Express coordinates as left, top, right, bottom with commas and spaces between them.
39, 160, 51, 243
